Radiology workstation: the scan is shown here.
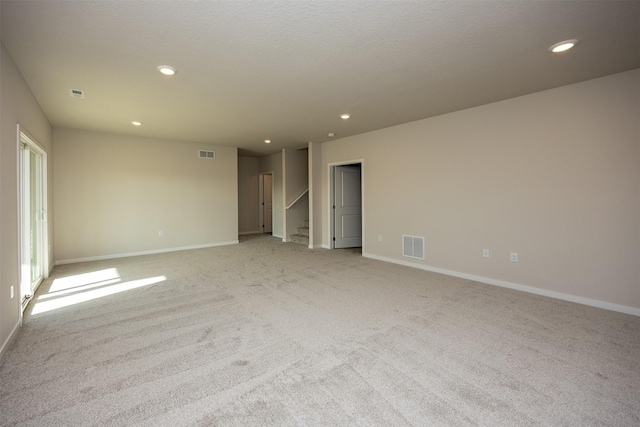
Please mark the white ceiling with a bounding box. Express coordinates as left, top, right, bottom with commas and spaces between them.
1, 1, 639, 157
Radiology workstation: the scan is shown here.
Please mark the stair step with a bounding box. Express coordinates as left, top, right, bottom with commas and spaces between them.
290, 219, 310, 246
289, 234, 309, 246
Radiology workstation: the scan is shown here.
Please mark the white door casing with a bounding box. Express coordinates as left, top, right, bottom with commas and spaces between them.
262, 173, 273, 233
333, 165, 362, 248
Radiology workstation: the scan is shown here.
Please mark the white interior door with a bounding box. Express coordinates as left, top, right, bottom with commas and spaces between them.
263, 174, 273, 233
333, 165, 362, 248
19, 131, 46, 308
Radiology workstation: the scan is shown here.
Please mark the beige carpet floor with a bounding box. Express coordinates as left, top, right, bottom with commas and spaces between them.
1, 234, 639, 426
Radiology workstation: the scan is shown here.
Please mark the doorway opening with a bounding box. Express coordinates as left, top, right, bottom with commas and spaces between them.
330, 161, 363, 250
18, 127, 48, 311
258, 172, 274, 235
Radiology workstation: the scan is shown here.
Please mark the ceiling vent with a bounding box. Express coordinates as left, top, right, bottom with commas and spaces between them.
198, 150, 215, 159
403, 235, 425, 259
69, 89, 85, 99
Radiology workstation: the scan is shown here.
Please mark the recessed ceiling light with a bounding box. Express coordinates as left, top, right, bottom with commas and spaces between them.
340, 114, 351, 120
548, 39, 578, 53
131, 121, 142, 126
157, 65, 177, 76
328, 133, 336, 138
264, 139, 271, 144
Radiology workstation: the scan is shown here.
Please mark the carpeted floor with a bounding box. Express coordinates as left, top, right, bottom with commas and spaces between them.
1, 234, 639, 426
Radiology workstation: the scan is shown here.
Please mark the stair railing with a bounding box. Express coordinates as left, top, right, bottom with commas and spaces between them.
285, 188, 309, 210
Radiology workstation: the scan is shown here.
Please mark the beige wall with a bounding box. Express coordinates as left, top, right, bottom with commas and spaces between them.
308, 142, 322, 248
259, 152, 283, 239
238, 156, 259, 234
283, 148, 309, 205
283, 148, 308, 241
1, 44, 53, 356
321, 69, 640, 313
53, 128, 238, 262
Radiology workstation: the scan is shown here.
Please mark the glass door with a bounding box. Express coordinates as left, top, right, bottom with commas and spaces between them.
19, 131, 46, 309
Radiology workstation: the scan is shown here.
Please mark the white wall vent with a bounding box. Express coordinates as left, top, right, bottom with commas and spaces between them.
403, 235, 425, 259
69, 89, 85, 99
198, 150, 215, 159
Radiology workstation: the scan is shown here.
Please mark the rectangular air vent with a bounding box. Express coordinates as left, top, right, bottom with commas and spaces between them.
69, 89, 85, 99
198, 150, 215, 159
403, 235, 425, 259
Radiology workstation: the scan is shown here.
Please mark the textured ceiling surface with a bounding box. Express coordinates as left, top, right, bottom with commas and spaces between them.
1, 1, 639, 156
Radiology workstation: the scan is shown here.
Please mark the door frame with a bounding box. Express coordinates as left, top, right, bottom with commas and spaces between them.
17, 125, 49, 310
328, 159, 364, 250
258, 171, 274, 234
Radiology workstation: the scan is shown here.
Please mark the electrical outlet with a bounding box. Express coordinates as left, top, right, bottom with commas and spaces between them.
10, 285, 14, 299
158, 230, 164, 237
378, 235, 383, 241
483, 249, 490, 258
510, 252, 519, 262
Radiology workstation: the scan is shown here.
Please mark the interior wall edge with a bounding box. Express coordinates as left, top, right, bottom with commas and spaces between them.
363, 252, 640, 317
55, 240, 239, 266
0, 319, 22, 364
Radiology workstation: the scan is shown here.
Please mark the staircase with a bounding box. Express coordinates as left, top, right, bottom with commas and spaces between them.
289, 220, 309, 247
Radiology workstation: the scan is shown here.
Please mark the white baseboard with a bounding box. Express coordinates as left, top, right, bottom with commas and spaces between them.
0, 318, 22, 363
239, 231, 260, 236
273, 233, 283, 239
56, 241, 239, 265
363, 252, 640, 317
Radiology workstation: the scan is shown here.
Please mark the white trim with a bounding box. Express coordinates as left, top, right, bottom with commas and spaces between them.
0, 319, 22, 362
272, 233, 284, 239
363, 252, 640, 317
55, 241, 239, 265
17, 125, 49, 313
258, 171, 274, 235
15, 126, 21, 320
281, 150, 286, 242
328, 159, 365, 250
239, 230, 261, 236
308, 141, 315, 249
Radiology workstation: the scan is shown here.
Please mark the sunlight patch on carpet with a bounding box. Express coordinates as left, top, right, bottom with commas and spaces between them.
49, 268, 120, 292
31, 274, 166, 315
